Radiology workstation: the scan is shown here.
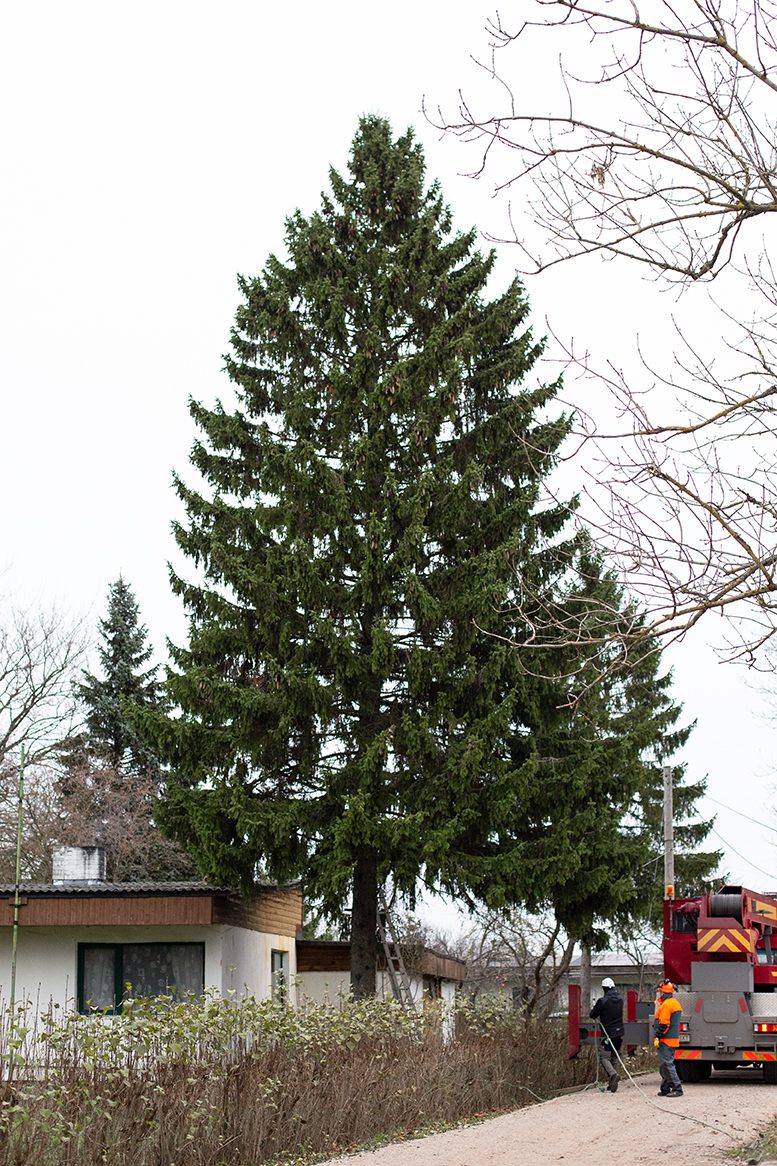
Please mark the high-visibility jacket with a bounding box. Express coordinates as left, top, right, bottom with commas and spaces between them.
653, 996, 682, 1047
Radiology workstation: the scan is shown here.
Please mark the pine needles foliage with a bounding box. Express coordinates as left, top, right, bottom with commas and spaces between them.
148, 116, 715, 982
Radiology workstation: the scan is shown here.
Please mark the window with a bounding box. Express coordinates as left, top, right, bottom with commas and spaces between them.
271, 949, 289, 1003
671, 910, 698, 934
77, 943, 205, 1013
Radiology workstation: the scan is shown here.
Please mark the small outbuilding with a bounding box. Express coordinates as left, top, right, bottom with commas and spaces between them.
296, 939, 466, 1010
0, 847, 302, 1011
568, 948, 664, 1008
0, 847, 466, 1017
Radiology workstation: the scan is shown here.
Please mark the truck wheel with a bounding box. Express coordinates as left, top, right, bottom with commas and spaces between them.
676, 1061, 702, 1083
698, 1061, 712, 1081
763, 1061, 777, 1084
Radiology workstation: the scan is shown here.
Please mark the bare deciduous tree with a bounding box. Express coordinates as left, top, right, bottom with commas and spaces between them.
0, 763, 63, 882
56, 758, 198, 882
0, 604, 87, 880
437, 0, 777, 661
430, 908, 575, 1019
0, 605, 86, 770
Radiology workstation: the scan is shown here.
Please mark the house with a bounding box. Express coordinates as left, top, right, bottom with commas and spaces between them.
296, 939, 466, 1010
0, 847, 302, 1011
0, 847, 466, 1015
568, 948, 664, 1009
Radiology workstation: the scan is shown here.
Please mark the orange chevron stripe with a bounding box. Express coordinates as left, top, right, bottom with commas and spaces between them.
675, 1050, 702, 1059
698, 927, 752, 954
743, 1051, 777, 1061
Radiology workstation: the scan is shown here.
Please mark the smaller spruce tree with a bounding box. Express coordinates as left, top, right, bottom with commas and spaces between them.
78, 577, 163, 775
58, 578, 195, 881
446, 549, 720, 946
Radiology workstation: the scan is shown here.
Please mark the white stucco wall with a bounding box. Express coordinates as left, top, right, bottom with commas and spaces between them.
0, 924, 295, 1011
297, 970, 457, 1040
219, 926, 296, 999
0, 926, 221, 1010
441, 980, 457, 1007
441, 979, 457, 1042
295, 970, 349, 1006
297, 969, 425, 1008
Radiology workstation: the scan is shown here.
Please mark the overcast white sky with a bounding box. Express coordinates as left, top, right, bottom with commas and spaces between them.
1, 1, 775, 921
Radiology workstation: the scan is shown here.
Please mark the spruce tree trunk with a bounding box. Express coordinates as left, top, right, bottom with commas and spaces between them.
350, 854, 377, 998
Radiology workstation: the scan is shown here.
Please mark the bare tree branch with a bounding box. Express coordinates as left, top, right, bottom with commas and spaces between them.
433, 0, 777, 661
0, 605, 87, 769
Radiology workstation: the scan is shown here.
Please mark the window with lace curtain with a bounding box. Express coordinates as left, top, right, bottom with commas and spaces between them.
77, 942, 205, 1012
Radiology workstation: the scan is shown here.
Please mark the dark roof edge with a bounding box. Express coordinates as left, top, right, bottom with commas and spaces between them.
0, 879, 302, 898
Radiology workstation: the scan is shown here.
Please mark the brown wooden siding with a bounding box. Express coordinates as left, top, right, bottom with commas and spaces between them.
420, 950, 466, 983
296, 940, 351, 973
213, 886, 303, 937
0, 895, 215, 928
296, 940, 465, 983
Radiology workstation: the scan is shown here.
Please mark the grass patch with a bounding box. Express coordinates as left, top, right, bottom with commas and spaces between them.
729, 1116, 777, 1165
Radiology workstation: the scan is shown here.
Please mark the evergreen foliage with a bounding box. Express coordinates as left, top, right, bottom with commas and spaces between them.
150, 117, 713, 987
78, 578, 163, 775
449, 549, 720, 945
57, 578, 196, 882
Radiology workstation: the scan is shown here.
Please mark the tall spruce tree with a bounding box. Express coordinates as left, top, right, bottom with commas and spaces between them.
151, 118, 714, 990
78, 577, 163, 775
152, 117, 591, 994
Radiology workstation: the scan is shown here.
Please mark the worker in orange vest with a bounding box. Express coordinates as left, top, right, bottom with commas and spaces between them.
654, 980, 683, 1097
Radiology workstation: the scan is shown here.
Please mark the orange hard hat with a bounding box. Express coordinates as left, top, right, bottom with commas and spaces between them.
657, 981, 676, 994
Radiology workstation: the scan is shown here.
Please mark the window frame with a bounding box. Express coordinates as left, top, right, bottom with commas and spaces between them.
77, 941, 205, 1014
270, 948, 289, 1003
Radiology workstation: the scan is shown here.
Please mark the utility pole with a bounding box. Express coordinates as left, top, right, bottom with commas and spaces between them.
8, 748, 25, 1078
10, 748, 25, 1016
663, 764, 674, 900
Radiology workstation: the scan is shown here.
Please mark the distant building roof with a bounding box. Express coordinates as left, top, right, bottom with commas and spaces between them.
570, 948, 663, 968
568, 948, 663, 980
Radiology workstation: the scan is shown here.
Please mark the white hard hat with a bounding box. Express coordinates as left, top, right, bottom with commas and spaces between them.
601, 977, 615, 989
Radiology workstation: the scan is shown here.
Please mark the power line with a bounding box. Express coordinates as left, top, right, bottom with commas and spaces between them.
709, 827, 777, 883
706, 795, 777, 836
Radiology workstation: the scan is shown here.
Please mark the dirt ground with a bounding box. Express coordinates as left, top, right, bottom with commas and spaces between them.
317, 1071, 776, 1166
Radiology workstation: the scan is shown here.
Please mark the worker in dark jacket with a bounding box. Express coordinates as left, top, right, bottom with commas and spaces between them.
654, 980, 683, 1097
591, 977, 624, 1093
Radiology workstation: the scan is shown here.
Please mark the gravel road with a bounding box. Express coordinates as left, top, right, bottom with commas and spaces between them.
317, 1071, 776, 1165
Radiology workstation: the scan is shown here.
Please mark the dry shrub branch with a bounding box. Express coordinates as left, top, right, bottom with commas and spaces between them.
0, 993, 593, 1165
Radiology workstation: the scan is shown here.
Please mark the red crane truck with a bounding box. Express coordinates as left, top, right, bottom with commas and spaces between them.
568, 884, 777, 1082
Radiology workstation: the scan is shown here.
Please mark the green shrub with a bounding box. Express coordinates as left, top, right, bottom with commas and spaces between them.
0, 993, 595, 1165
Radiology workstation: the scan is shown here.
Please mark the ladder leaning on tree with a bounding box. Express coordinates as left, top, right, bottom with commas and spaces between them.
377, 889, 417, 1013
